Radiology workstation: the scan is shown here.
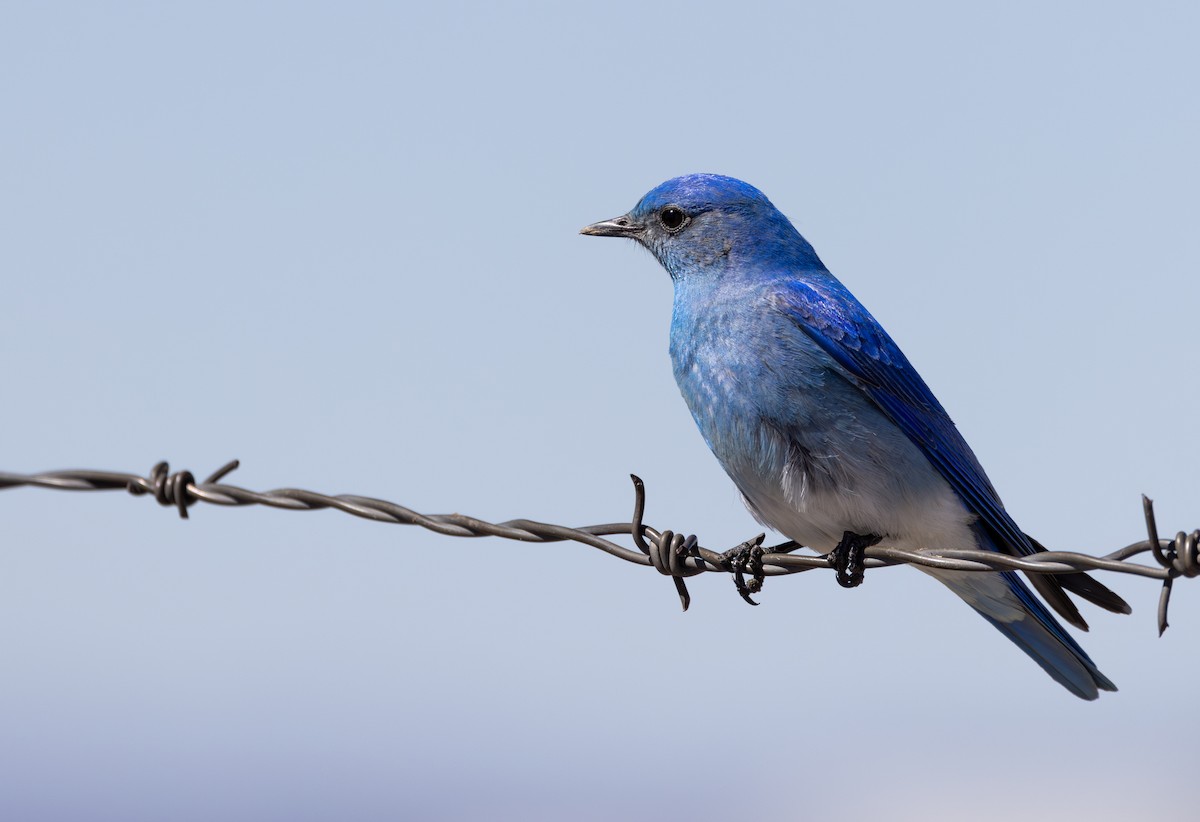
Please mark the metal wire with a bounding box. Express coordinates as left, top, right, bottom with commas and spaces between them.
1, 460, 1195, 629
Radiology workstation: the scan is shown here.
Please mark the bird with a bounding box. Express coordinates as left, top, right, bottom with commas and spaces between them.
581, 173, 1130, 699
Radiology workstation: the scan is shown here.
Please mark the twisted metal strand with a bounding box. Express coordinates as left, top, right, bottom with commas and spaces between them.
1141, 495, 1200, 635
0, 461, 1195, 629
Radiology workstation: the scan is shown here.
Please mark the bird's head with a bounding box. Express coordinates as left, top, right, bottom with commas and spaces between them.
581, 174, 820, 280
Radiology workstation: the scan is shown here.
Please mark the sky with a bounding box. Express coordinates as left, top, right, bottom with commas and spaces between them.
2, 2, 1199, 820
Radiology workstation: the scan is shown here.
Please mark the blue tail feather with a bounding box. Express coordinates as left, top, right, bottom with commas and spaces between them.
978, 608, 1117, 700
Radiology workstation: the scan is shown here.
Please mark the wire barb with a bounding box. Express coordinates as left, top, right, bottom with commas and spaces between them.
123, 460, 243, 520
0, 461, 1194, 630
1142, 494, 1200, 635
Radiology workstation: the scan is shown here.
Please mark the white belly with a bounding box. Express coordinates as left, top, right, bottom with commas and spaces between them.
729, 414, 977, 555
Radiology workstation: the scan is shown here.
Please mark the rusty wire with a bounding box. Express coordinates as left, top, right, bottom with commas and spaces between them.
1, 460, 1196, 630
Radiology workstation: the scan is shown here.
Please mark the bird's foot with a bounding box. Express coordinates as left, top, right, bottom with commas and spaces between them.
826, 531, 881, 588
721, 534, 767, 606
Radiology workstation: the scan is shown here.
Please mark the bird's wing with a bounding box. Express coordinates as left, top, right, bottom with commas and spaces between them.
776, 278, 1024, 549
776, 278, 1129, 626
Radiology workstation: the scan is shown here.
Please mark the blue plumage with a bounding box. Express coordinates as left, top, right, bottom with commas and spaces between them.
583, 174, 1128, 699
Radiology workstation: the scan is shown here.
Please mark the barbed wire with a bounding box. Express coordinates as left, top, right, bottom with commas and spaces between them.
1, 460, 1196, 632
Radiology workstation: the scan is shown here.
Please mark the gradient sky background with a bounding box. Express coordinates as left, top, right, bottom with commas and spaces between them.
3, 2, 1199, 820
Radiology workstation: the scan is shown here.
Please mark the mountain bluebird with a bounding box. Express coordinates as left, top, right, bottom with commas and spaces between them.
582, 174, 1130, 699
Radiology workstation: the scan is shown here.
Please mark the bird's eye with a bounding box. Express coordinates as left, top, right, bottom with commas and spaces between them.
659, 206, 687, 232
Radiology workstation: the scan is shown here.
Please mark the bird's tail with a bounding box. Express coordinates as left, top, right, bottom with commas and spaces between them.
1022, 533, 1131, 630
921, 563, 1117, 700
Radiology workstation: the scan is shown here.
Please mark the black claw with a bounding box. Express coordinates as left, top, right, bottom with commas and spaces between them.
827, 531, 881, 589
722, 534, 767, 605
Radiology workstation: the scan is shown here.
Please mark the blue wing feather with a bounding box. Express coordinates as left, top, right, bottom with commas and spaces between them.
777, 278, 1029, 556
775, 277, 1107, 664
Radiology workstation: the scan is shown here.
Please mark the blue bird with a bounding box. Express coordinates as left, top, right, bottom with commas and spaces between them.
582, 174, 1130, 699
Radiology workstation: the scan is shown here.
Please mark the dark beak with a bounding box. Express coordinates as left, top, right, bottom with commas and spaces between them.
580, 214, 643, 238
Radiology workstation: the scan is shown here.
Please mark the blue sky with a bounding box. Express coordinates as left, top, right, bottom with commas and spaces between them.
3, 2, 1199, 820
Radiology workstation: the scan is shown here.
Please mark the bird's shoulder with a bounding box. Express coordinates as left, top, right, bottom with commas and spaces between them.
766, 274, 913, 379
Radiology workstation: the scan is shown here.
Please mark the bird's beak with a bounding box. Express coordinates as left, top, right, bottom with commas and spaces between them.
580, 214, 644, 238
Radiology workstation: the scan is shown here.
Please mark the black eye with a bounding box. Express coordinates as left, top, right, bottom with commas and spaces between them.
659, 206, 687, 232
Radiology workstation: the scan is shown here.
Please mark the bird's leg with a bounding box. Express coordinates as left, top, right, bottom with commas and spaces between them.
827, 531, 881, 588
720, 533, 767, 606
